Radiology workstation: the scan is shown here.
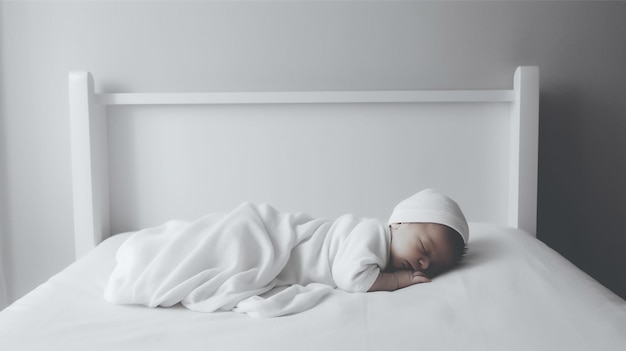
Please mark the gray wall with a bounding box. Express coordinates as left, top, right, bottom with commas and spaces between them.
0, 1, 624, 303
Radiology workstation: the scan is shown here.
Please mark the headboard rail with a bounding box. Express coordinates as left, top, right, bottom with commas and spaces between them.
97, 90, 515, 106
69, 67, 538, 259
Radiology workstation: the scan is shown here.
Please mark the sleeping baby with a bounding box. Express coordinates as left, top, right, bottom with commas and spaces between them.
105, 189, 469, 317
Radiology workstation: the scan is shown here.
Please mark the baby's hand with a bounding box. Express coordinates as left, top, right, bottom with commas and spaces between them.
395, 270, 431, 289
368, 270, 431, 292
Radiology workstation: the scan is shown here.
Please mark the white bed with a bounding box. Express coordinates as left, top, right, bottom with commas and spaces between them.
0, 67, 624, 350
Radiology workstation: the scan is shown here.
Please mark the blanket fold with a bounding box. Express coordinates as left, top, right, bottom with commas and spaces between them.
105, 202, 389, 317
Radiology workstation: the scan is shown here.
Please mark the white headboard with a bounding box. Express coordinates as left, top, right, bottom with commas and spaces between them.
69, 67, 539, 259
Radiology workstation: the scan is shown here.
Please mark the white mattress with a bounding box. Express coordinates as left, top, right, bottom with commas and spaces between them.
1, 223, 624, 350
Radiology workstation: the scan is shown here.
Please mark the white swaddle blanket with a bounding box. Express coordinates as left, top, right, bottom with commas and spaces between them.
105, 202, 389, 317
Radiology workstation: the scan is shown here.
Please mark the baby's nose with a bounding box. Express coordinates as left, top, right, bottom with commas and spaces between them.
418, 257, 430, 270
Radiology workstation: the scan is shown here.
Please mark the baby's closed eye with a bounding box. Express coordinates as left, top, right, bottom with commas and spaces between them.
419, 240, 430, 256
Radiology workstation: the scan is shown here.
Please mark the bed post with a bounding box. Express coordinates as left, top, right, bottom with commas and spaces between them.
509, 66, 539, 236
69, 72, 110, 259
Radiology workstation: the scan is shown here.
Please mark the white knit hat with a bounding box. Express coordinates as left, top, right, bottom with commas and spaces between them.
388, 189, 469, 244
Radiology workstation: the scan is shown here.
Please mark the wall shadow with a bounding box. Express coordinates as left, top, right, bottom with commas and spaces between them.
0, 2, 13, 307
538, 86, 626, 299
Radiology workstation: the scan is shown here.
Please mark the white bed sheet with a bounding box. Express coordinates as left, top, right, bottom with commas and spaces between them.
1, 223, 624, 350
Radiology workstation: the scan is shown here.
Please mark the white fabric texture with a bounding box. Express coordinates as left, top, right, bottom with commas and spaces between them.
104, 202, 389, 317
1, 224, 625, 351
388, 188, 469, 243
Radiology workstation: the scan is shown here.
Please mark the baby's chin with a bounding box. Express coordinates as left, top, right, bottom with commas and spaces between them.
391, 260, 417, 273
387, 259, 405, 272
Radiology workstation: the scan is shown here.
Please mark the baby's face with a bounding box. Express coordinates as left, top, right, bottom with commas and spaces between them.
389, 223, 457, 277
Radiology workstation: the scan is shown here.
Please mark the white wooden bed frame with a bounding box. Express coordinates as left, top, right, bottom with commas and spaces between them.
69, 66, 539, 259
